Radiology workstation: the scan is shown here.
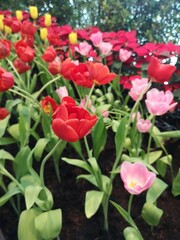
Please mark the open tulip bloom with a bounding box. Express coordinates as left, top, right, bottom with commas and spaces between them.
120, 161, 156, 195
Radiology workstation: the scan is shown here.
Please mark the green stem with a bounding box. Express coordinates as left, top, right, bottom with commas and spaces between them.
102, 195, 109, 232
128, 194, 134, 218
85, 83, 95, 109
84, 136, 92, 159
146, 116, 156, 163
40, 139, 62, 186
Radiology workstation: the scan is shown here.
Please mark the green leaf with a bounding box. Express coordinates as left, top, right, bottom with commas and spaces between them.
144, 150, 162, 164
35, 209, 62, 239
77, 174, 98, 187
92, 117, 107, 159
18, 208, 42, 240
70, 140, 84, 159
172, 169, 180, 197
34, 138, 50, 161
141, 203, 163, 226
110, 200, 137, 228
0, 137, 17, 145
152, 126, 164, 147
0, 182, 21, 207
62, 157, 92, 173
7, 123, 20, 140
88, 157, 103, 189
123, 227, 143, 240
115, 116, 128, 162
25, 185, 43, 210
85, 190, 104, 218
0, 149, 14, 161
14, 146, 31, 180
146, 178, 168, 203
157, 130, 180, 139
0, 115, 10, 137
35, 187, 54, 211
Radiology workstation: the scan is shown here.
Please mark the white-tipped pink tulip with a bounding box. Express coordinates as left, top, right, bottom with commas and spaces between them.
120, 161, 156, 195
129, 78, 151, 101
56, 86, 68, 101
136, 118, 152, 133
145, 88, 178, 116
119, 48, 132, 62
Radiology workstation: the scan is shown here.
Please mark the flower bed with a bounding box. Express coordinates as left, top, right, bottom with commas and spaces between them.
0, 6, 180, 240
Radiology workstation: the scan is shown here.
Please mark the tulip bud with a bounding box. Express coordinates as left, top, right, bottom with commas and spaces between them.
4, 25, 12, 34
29, 6, 38, 20
16, 10, 23, 21
0, 15, 4, 31
44, 13, 51, 27
40, 28, 48, 41
68, 32, 78, 45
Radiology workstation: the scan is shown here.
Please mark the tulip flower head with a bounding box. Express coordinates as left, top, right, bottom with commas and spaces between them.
0, 67, 14, 92
40, 28, 48, 41
90, 31, 103, 47
129, 78, 151, 101
16, 10, 23, 21
0, 108, 9, 120
44, 13, 52, 27
136, 118, 152, 133
75, 42, 92, 56
56, 86, 69, 101
68, 32, 78, 45
145, 88, 178, 116
29, 6, 38, 20
119, 48, 132, 62
120, 161, 156, 195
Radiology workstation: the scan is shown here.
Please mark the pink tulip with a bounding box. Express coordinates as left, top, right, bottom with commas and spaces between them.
79, 95, 96, 113
129, 78, 151, 101
56, 86, 68, 101
98, 42, 113, 56
145, 88, 178, 116
119, 48, 132, 62
75, 42, 92, 56
120, 161, 156, 195
131, 111, 141, 121
90, 31, 103, 47
136, 118, 152, 133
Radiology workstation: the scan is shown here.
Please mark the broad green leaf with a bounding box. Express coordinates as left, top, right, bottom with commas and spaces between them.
92, 117, 107, 159
70, 141, 84, 159
146, 178, 168, 203
35, 209, 62, 240
123, 227, 143, 240
20, 174, 40, 189
0, 137, 17, 145
141, 203, 163, 226
144, 150, 162, 164
172, 169, 180, 197
0, 149, 14, 161
0, 115, 10, 137
62, 158, 92, 173
157, 130, 180, 139
156, 160, 167, 177
0, 182, 21, 207
34, 138, 50, 161
88, 157, 103, 189
18, 208, 42, 240
152, 126, 164, 147
14, 146, 31, 180
85, 190, 104, 218
77, 174, 98, 187
25, 185, 43, 210
115, 116, 128, 162
35, 187, 53, 211
7, 123, 20, 140
110, 200, 137, 228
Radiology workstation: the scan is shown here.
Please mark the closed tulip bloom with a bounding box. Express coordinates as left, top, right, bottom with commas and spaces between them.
98, 42, 113, 56
120, 161, 156, 195
56, 86, 68, 101
147, 56, 176, 83
68, 32, 78, 45
129, 78, 151, 101
44, 13, 52, 27
14, 58, 31, 74
0, 67, 14, 92
42, 46, 57, 63
4, 25, 12, 34
52, 97, 97, 142
40, 28, 48, 41
136, 118, 152, 133
15, 40, 35, 63
145, 88, 178, 116
0, 108, 9, 120
29, 6, 38, 20
16, 10, 23, 21
119, 48, 132, 62
0, 39, 11, 59
90, 31, 103, 47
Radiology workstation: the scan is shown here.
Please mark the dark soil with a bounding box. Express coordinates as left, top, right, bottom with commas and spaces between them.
0, 134, 180, 240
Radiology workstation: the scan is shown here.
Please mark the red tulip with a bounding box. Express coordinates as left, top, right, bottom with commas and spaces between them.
0, 39, 11, 59
147, 56, 176, 83
42, 46, 57, 63
14, 58, 31, 74
14, 40, 35, 63
0, 108, 9, 120
52, 96, 97, 142
0, 67, 14, 92
60, 58, 77, 80
40, 96, 58, 114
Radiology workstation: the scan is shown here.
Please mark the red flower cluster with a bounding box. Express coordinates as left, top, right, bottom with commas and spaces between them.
0, 67, 14, 92
52, 96, 97, 142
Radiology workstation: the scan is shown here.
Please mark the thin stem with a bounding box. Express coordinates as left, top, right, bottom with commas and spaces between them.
128, 194, 134, 218
40, 139, 62, 186
146, 116, 156, 163
84, 136, 92, 159
85, 83, 95, 109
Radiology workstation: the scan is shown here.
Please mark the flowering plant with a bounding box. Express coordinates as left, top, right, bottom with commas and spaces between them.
0, 6, 180, 240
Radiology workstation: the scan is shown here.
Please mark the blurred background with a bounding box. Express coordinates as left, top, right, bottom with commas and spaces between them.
0, 0, 180, 44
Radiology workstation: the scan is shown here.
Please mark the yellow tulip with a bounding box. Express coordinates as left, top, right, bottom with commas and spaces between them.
68, 32, 78, 45
0, 15, 4, 31
4, 25, 12, 34
40, 28, 48, 41
29, 6, 38, 19
16, 10, 23, 21
44, 13, 52, 27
